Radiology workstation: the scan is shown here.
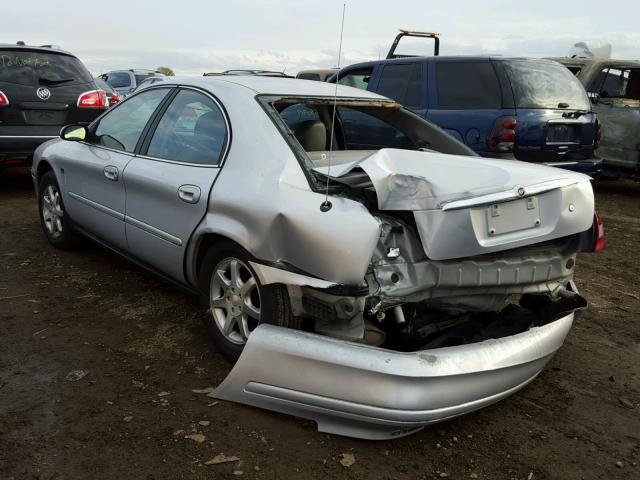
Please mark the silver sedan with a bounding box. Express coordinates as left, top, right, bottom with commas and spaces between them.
32, 76, 601, 439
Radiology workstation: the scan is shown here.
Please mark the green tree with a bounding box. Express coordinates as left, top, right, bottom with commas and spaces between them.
156, 66, 175, 76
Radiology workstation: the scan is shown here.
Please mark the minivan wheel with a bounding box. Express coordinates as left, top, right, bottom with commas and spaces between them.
199, 243, 299, 362
38, 171, 79, 249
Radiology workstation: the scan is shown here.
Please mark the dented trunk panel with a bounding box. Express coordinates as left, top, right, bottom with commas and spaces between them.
316, 148, 594, 261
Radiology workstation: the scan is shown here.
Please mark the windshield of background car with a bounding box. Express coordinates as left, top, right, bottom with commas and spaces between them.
0, 49, 93, 86
503, 60, 591, 110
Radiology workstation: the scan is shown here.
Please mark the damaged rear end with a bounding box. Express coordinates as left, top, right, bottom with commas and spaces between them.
212, 94, 599, 439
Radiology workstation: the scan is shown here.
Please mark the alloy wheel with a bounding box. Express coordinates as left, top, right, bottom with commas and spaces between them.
42, 185, 64, 238
209, 257, 261, 345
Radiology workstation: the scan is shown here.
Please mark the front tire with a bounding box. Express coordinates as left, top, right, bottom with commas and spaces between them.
199, 242, 299, 362
38, 171, 79, 249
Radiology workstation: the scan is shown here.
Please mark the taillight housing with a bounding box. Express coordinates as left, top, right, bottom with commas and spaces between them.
593, 212, 605, 252
109, 93, 120, 105
488, 116, 517, 153
77, 90, 107, 108
0, 90, 9, 106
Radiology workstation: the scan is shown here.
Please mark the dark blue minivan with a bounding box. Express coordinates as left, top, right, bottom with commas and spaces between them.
334, 56, 601, 174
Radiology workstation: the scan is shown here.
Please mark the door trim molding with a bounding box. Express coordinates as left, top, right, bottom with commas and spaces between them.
68, 191, 183, 247
68, 191, 125, 221
125, 215, 183, 246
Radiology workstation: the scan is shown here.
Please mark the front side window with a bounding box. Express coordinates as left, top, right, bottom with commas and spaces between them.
596, 67, 640, 100
338, 68, 372, 90
146, 89, 227, 165
436, 61, 502, 109
377, 64, 423, 109
93, 88, 169, 152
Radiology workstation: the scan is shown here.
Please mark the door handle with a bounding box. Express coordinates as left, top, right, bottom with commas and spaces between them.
178, 185, 201, 204
103, 165, 119, 181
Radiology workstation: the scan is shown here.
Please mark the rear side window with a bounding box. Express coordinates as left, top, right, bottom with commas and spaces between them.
377, 63, 423, 109
94, 88, 169, 152
0, 49, 92, 86
436, 62, 502, 109
338, 68, 372, 90
146, 89, 228, 165
503, 60, 590, 110
105, 72, 131, 88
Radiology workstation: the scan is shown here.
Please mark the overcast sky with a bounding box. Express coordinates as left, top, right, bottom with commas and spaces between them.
4, 0, 639, 76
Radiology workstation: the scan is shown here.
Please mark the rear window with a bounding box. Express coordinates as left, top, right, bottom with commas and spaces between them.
105, 72, 132, 88
297, 73, 321, 81
436, 62, 502, 109
503, 60, 590, 110
0, 49, 92, 86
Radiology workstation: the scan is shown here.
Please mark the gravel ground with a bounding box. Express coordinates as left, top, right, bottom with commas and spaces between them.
1, 168, 638, 480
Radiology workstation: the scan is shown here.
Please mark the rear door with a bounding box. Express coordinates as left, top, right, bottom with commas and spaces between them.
427, 60, 508, 151
61, 87, 171, 250
501, 60, 596, 165
123, 87, 228, 282
588, 65, 640, 171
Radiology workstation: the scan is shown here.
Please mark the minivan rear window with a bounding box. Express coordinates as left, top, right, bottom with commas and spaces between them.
0, 49, 92, 86
503, 60, 590, 110
436, 62, 502, 109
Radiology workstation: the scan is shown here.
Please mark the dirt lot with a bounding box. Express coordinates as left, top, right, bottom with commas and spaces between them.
0, 168, 638, 480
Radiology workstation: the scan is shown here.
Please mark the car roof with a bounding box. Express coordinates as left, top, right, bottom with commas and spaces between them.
339, 55, 563, 71
157, 75, 390, 100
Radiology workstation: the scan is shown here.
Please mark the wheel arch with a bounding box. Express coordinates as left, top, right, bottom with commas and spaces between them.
36, 160, 54, 185
188, 231, 251, 289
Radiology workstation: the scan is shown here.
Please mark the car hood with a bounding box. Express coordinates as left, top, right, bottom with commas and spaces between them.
313, 148, 591, 211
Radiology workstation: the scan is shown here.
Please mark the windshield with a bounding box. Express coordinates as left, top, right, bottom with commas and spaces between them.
503, 60, 590, 110
0, 49, 93, 86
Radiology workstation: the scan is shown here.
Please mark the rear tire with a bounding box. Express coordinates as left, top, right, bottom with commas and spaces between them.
199, 241, 300, 362
38, 171, 79, 250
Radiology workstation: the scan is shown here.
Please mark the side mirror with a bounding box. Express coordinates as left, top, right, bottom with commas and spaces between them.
60, 124, 87, 141
588, 92, 600, 104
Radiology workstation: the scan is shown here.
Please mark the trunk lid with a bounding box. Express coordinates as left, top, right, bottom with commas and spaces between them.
315, 148, 594, 260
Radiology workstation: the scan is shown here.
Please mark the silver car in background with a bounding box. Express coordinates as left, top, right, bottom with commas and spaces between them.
31, 77, 602, 439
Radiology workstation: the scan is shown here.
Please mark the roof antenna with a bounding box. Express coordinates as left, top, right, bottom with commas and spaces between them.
320, 3, 346, 213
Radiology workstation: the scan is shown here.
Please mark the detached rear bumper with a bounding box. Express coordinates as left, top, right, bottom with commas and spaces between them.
212, 311, 576, 440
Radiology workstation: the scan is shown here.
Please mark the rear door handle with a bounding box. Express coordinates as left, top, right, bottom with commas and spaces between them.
178, 185, 201, 204
103, 165, 119, 181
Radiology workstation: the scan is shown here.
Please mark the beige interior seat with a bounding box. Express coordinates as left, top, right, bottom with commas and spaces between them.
293, 120, 326, 151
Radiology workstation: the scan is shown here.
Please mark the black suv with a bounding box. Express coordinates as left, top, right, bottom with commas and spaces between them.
0, 43, 108, 167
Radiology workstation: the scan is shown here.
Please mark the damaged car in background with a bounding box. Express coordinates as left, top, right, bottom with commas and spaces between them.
31, 77, 603, 440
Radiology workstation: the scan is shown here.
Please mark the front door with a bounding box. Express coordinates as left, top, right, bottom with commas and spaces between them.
123, 87, 228, 282
61, 87, 171, 250
590, 66, 640, 171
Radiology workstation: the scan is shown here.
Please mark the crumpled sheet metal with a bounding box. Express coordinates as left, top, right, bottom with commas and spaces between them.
210, 312, 575, 440
314, 148, 591, 211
